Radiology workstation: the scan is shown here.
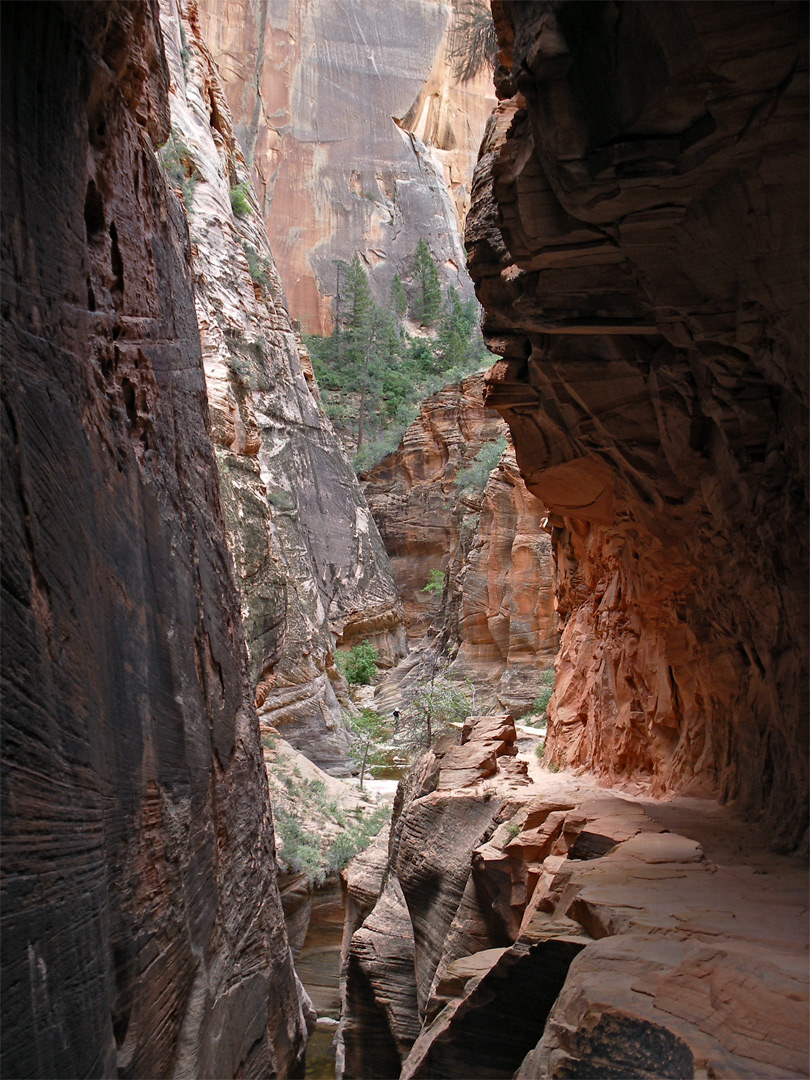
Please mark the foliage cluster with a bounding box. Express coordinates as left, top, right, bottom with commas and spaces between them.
159, 130, 197, 214
421, 569, 446, 596
346, 707, 393, 788
448, 0, 498, 82
396, 661, 473, 749
306, 242, 494, 473
529, 668, 556, 721
336, 640, 380, 685
456, 435, 508, 494
230, 181, 252, 218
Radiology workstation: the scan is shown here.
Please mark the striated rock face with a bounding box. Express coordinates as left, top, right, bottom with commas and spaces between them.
0, 2, 306, 1077
196, 0, 496, 331
363, 375, 507, 641
340, 725, 808, 1079
448, 444, 557, 712
363, 374, 556, 712
159, 0, 405, 770
469, 0, 809, 847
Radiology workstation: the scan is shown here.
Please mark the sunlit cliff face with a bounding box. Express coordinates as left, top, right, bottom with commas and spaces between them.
468, 0, 809, 847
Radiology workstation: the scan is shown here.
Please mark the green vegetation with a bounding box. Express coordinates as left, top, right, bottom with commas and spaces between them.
229, 181, 252, 217
347, 707, 392, 789
397, 661, 473, 749
457, 435, 508, 494
159, 130, 197, 214
268, 744, 392, 885
306, 241, 494, 473
422, 569, 446, 596
506, 821, 522, 840
336, 640, 380, 685
448, 0, 498, 82
242, 241, 270, 286
528, 669, 556, 721
413, 238, 442, 326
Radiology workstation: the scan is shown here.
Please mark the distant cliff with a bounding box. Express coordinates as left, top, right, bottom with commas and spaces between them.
160, 0, 406, 771
196, 0, 496, 332
362, 374, 557, 714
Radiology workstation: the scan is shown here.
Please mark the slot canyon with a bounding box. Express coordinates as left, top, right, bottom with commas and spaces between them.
1, 2, 807, 1080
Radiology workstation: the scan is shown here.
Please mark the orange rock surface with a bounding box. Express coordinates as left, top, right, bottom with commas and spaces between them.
468, 0, 809, 847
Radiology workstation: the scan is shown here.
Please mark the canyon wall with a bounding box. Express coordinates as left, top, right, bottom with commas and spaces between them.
469, 0, 809, 847
159, 0, 406, 771
362, 374, 557, 712
0, 3, 307, 1076
196, 0, 496, 331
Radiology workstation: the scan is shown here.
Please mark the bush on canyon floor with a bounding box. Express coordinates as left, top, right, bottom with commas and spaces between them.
347, 707, 392, 789
325, 804, 392, 873
529, 669, 556, 719
397, 664, 473, 749
337, 640, 380, 685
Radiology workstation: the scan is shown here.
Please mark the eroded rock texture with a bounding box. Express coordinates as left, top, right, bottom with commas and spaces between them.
158, 0, 405, 771
469, 0, 809, 847
363, 374, 557, 713
1, 3, 306, 1075
196, 0, 495, 331
340, 724, 808, 1079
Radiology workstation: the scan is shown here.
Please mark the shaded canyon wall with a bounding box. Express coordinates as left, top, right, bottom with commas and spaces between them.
158, 0, 406, 771
469, 0, 809, 847
1, 2, 307, 1076
196, 0, 496, 331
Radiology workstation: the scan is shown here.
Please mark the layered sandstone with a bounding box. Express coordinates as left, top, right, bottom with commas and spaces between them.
0, 2, 306, 1076
363, 374, 556, 713
159, 0, 406, 770
469, 0, 809, 847
196, 0, 496, 331
339, 724, 809, 1079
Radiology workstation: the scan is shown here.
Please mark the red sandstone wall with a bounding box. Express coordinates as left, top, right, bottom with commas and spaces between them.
468, 0, 809, 847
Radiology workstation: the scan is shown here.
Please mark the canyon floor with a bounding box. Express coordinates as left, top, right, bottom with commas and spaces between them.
340, 718, 809, 1080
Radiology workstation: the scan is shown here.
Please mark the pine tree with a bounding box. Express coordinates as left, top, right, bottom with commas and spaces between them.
413, 238, 442, 326
390, 273, 408, 318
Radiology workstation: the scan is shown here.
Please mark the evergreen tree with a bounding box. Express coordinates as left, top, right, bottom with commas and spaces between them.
413, 238, 442, 326
390, 273, 408, 318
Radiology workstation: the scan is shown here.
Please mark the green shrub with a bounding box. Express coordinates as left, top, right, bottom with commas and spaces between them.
242, 241, 269, 285
422, 569, 446, 596
457, 436, 507, 494
230, 182, 252, 217
159, 131, 196, 214
340, 640, 380, 685
506, 821, 522, 840
529, 669, 556, 719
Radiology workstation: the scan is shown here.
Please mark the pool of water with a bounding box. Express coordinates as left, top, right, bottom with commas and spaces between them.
297, 880, 345, 1079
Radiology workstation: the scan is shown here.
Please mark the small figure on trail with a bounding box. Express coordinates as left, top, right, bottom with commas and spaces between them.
392, 708, 401, 732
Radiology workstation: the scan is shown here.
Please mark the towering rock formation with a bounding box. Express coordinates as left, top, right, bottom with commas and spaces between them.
158, 0, 406, 770
196, 0, 496, 331
468, 0, 809, 848
1, 2, 307, 1076
362, 374, 557, 712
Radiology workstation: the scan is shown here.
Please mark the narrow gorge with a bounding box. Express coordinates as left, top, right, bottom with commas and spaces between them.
1, 3, 807, 1080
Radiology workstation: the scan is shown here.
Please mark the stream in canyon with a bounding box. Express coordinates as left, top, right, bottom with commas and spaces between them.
299, 880, 344, 1080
